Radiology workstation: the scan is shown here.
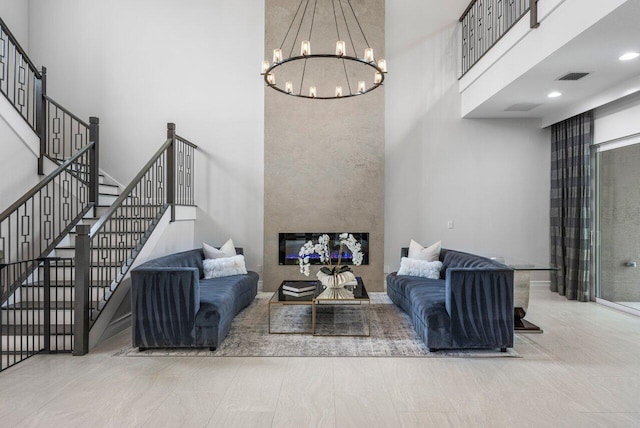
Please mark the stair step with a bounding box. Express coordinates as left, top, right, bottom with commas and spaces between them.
20, 280, 112, 287
3, 324, 73, 335
2, 309, 75, 324
99, 183, 120, 195
5, 301, 75, 310
99, 193, 117, 205
18, 285, 108, 302
1, 334, 74, 352
53, 246, 138, 260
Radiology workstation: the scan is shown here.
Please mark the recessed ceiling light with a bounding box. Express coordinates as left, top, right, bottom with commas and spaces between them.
619, 52, 640, 61
548, 91, 562, 98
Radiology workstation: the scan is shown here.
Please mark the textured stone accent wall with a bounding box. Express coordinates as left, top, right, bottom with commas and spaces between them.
264, 0, 385, 291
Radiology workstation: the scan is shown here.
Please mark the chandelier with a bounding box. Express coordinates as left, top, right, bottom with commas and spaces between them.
261, 0, 387, 100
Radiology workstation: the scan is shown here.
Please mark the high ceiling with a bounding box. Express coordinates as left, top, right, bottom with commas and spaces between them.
464, 0, 640, 124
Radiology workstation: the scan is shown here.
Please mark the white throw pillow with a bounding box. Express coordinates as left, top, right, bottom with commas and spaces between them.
408, 239, 441, 262
202, 239, 237, 259
397, 257, 443, 279
203, 255, 248, 279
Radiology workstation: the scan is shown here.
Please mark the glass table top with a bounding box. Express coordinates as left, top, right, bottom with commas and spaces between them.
271, 277, 368, 303
509, 264, 559, 271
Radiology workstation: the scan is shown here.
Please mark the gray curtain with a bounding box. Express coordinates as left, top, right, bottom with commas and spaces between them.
550, 111, 593, 301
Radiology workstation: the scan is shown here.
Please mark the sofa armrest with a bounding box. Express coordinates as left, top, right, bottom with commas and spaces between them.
131, 267, 201, 348
445, 268, 514, 348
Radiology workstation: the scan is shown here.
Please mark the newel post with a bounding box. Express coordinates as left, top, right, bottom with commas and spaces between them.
36, 66, 47, 175
167, 123, 176, 222
530, 0, 540, 29
73, 224, 91, 356
89, 117, 100, 212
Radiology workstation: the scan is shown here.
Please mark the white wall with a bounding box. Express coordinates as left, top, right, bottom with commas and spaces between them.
0, 0, 29, 49
386, 2, 551, 269
28, 0, 265, 271
0, 0, 38, 213
0, 113, 40, 213
594, 91, 640, 144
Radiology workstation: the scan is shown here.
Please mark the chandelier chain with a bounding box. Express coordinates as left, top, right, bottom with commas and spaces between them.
346, 0, 371, 48
299, 58, 309, 94
341, 59, 352, 95
308, 0, 319, 42
337, 0, 357, 60
289, 0, 312, 58
331, 0, 341, 41
280, 0, 306, 50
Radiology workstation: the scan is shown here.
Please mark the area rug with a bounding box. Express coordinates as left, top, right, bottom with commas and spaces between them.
115, 293, 520, 358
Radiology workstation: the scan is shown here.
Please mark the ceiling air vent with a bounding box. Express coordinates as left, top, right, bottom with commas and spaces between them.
504, 103, 541, 112
557, 72, 590, 81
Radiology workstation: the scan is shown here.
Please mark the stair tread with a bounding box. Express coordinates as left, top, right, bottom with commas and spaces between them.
2, 325, 74, 335
5, 301, 75, 310
55, 245, 137, 250
4, 301, 99, 310
20, 281, 112, 287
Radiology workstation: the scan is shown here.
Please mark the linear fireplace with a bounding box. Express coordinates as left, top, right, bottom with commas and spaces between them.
279, 233, 369, 266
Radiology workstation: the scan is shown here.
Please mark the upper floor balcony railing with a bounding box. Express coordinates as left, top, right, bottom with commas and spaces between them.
460, 0, 540, 76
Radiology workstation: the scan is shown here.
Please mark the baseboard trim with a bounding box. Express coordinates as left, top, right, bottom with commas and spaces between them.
596, 298, 640, 317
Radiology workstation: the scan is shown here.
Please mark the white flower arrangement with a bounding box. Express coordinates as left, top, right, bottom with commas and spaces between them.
298, 233, 363, 277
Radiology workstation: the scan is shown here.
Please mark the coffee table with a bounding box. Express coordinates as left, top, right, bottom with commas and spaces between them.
313, 277, 370, 337
268, 280, 320, 334
269, 278, 370, 336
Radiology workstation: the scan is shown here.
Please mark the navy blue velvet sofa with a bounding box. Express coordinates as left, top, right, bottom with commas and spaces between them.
387, 248, 514, 352
131, 248, 258, 351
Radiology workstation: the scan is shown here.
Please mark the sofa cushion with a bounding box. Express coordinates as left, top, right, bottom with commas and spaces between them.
203, 255, 248, 279
408, 239, 441, 261
203, 239, 237, 259
397, 257, 442, 279
196, 273, 259, 328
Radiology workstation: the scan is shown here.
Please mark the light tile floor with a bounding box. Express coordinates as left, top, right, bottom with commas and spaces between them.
1, 285, 640, 427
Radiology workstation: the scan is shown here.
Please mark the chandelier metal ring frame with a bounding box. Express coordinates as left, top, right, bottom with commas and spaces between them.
261, 0, 387, 100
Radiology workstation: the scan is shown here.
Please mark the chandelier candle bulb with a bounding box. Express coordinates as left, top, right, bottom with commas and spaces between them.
374, 72, 382, 84
285, 82, 293, 93
273, 48, 283, 63
301, 40, 311, 56
335, 86, 343, 97
358, 81, 366, 93
364, 48, 374, 62
377, 59, 387, 73
261, 60, 270, 74
309, 86, 317, 97
336, 40, 346, 56
267, 73, 276, 85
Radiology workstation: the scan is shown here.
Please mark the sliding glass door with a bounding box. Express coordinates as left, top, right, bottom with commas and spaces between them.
596, 140, 640, 311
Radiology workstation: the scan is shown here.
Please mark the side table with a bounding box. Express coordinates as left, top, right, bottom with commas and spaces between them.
509, 265, 558, 333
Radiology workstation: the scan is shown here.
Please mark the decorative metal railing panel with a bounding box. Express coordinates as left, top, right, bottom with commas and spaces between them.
87, 146, 169, 325
72, 125, 198, 354
175, 136, 196, 206
44, 96, 91, 162
0, 17, 42, 132
0, 257, 74, 372
460, 0, 532, 76
0, 144, 95, 299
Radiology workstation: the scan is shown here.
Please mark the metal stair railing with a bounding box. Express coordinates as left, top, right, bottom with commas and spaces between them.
73, 123, 197, 355
0, 16, 42, 134
0, 137, 98, 302
0, 256, 74, 372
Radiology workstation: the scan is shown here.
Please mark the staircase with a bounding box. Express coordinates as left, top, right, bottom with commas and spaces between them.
0, 16, 198, 370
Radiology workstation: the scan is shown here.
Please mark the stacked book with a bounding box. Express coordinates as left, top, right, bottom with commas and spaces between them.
282, 282, 316, 297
